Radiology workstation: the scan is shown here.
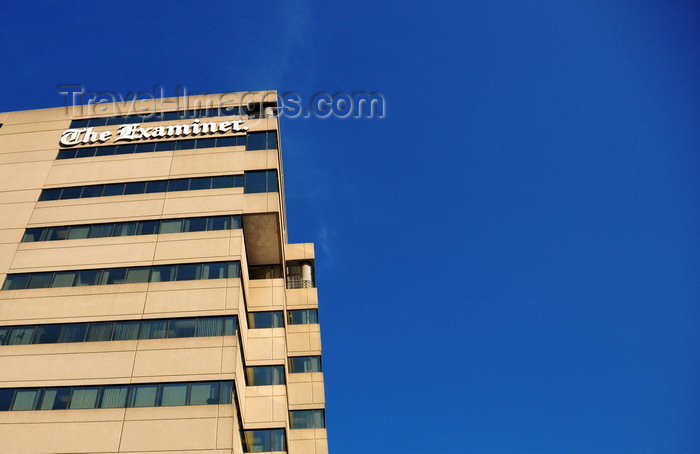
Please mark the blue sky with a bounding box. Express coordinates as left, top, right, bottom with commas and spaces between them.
2, 1, 699, 453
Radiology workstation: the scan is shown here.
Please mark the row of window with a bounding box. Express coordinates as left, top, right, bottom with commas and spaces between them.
289, 356, 322, 374
69, 107, 246, 129
0, 381, 233, 412
247, 309, 319, 329
249, 264, 284, 280
248, 309, 319, 328
0, 310, 316, 345
0, 310, 316, 343
246, 366, 285, 386
1, 261, 241, 290
240, 413, 324, 453
38, 170, 278, 202
290, 409, 326, 429
242, 429, 286, 453
244, 357, 322, 387
56, 131, 278, 160
22, 215, 242, 243
0, 315, 238, 346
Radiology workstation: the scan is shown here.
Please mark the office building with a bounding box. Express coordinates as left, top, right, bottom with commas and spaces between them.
0, 90, 328, 454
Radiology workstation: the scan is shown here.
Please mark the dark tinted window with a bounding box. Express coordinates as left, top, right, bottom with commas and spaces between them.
245, 366, 285, 386
60, 186, 83, 199
176, 264, 201, 281
95, 146, 116, 156
246, 132, 267, 150
211, 175, 234, 189
134, 143, 155, 153
288, 356, 322, 373
123, 182, 146, 195
81, 185, 103, 198
247, 311, 284, 329
102, 183, 125, 196
75, 147, 96, 158
33, 325, 62, 344
184, 217, 207, 232
38, 189, 61, 201
56, 150, 77, 160
145, 180, 167, 193
137, 220, 159, 234
167, 179, 189, 191
288, 309, 319, 325
155, 141, 176, 151
27, 273, 53, 289
189, 177, 212, 191
46, 227, 70, 241
22, 229, 44, 242
115, 144, 136, 154
0, 390, 14, 411
290, 409, 325, 429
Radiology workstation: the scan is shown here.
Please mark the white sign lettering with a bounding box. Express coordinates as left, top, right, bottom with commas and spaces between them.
60, 119, 249, 147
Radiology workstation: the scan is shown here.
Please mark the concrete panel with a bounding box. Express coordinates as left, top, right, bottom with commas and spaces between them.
286, 326, 322, 356
286, 288, 319, 308
0, 420, 123, 453
216, 416, 235, 450
162, 191, 246, 217
12, 237, 157, 270
0, 149, 56, 165
0, 188, 38, 205
132, 345, 223, 378
0, 349, 135, 384
285, 243, 315, 261
0, 288, 147, 324
30, 197, 166, 225
0, 243, 17, 275
46, 154, 173, 186
243, 394, 274, 424
248, 279, 286, 309
144, 284, 228, 315
0, 161, 52, 191
0, 202, 35, 230
0, 130, 64, 152
120, 416, 219, 451
169, 149, 269, 176
0, 228, 24, 245
153, 234, 231, 262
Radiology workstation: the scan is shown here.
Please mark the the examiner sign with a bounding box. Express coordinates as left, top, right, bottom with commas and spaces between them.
59, 119, 249, 147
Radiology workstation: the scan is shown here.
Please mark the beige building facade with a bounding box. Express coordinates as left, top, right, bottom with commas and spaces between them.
0, 91, 328, 454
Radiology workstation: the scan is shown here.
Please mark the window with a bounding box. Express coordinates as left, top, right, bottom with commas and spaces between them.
0, 390, 13, 411
287, 309, 319, 325
244, 170, 278, 194
1, 261, 241, 290
247, 311, 284, 329
98, 386, 128, 408
288, 356, 322, 374
37, 172, 276, 202
11, 389, 41, 411
289, 409, 326, 429
245, 131, 277, 150
159, 384, 187, 406
242, 429, 286, 453
39, 388, 71, 410
245, 366, 285, 386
